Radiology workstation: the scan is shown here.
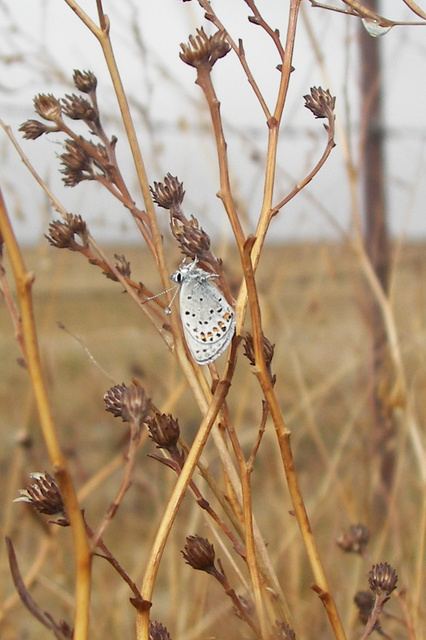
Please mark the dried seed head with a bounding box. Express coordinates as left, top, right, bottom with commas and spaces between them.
19, 119, 51, 140
304, 87, 336, 119
121, 383, 151, 426
149, 621, 173, 640
150, 174, 212, 259
14, 472, 69, 526
62, 94, 97, 122
60, 138, 92, 172
337, 523, 370, 555
73, 69, 98, 94
103, 253, 131, 282
45, 214, 89, 250
243, 334, 255, 365
151, 174, 185, 211
60, 137, 109, 187
170, 214, 211, 261
145, 413, 180, 451
263, 335, 275, 369
114, 254, 131, 278
180, 28, 230, 69
368, 562, 398, 596
45, 220, 74, 249
60, 140, 96, 187
67, 213, 89, 238
182, 535, 216, 573
104, 383, 128, 419
33, 94, 62, 122
61, 167, 87, 187
354, 591, 376, 626
243, 333, 276, 384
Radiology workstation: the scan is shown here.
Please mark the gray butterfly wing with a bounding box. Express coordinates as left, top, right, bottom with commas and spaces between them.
179, 277, 235, 365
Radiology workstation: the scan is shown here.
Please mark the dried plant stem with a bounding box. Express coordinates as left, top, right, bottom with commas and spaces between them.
218, 403, 270, 634
252, 0, 301, 253
0, 249, 23, 349
239, 468, 269, 636
84, 522, 143, 601
0, 119, 166, 331
192, 381, 291, 621
394, 590, 418, 640
341, 0, 382, 20
0, 533, 53, 621
179, 438, 290, 622
137, 367, 236, 640
309, 0, 426, 24
6, 538, 67, 640
270, 120, 336, 216
195, 66, 246, 249
401, 0, 426, 19
194, 2, 343, 634
359, 593, 392, 640
63, 0, 169, 284
199, 0, 271, 118
352, 240, 405, 377
0, 118, 68, 219
78, 452, 129, 504
244, 0, 286, 61
152, 441, 247, 557
231, 0, 303, 330
90, 425, 143, 550
227, 9, 343, 629
0, 188, 91, 640
241, 240, 347, 640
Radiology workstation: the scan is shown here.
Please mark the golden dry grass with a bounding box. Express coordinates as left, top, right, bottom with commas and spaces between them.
0, 241, 425, 639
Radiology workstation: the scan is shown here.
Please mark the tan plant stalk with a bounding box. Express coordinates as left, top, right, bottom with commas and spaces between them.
401, 0, 426, 19
205, 1, 345, 634
190, 47, 272, 637
177, 1, 346, 636
137, 357, 237, 640
0, 188, 92, 640
241, 240, 347, 640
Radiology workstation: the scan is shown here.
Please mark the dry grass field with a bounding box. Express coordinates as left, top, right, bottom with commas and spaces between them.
0, 241, 425, 639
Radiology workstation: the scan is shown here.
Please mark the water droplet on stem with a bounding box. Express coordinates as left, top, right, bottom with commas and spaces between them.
362, 18, 392, 37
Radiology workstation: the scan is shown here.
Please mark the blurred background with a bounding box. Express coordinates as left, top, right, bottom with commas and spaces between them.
1, 0, 426, 244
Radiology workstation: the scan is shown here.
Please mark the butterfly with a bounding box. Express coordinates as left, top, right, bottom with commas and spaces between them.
170, 260, 236, 365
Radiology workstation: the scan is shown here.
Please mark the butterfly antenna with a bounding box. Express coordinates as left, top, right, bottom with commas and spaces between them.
164, 286, 180, 315
143, 284, 176, 304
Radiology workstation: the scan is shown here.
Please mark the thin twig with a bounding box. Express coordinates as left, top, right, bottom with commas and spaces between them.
270, 108, 336, 217
6, 538, 71, 640
199, 0, 272, 119
90, 422, 143, 550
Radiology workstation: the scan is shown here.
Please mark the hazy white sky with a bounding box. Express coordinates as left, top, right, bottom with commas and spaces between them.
1, 0, 426, 244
